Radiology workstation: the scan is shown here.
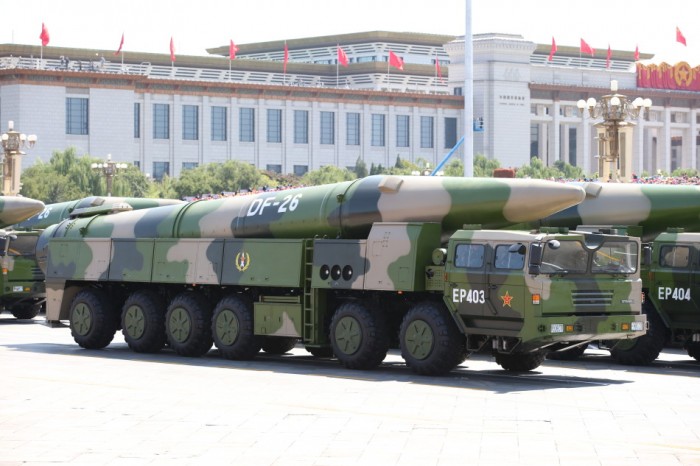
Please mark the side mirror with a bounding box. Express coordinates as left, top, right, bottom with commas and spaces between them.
642, 244, 652, 266
508, 243, 526, 255
547, 240, 561, 250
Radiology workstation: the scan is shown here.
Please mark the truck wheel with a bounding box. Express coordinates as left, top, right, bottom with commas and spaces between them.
495, 351, 546, 372
610, 304, 665, 365
261, 337, 299, 354
10, 304, 41, 320
121, 290, 167, 353
212, 295, 261, 360
69, 289, 117, 349
165, 292, 213, 357
400, 302, 467, 376
685, 342, 700, 361
330, 301, 389, 370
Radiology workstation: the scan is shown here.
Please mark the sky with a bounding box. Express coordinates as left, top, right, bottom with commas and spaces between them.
2, 0, 699, 65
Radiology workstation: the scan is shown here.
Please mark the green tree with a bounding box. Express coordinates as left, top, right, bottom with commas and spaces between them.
473, 154, 500, 177
353, 157, 368, 178
301, 165, 356, 186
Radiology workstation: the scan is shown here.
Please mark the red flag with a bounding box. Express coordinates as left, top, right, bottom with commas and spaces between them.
634, 45, 640, 61
435, 54, 443, 81
677, 26, 687, 46
39, 23, 50, 47
229, 40, 239, 60
114, 33, 124, 56
388, 51, 403, 70
170, 37, 176, 62
283, 42, 289, 73
337, 45, 349, 67
606, 44, 611, 69
548, 37, 557, 61
580, 38, 595, 56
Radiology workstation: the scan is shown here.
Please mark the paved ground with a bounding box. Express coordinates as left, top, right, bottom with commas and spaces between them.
1, 314, 700, 466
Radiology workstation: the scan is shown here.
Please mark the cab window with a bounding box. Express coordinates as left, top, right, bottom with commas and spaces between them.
454, 244, 485, 269
494, 244, 525, 270
659, 245, 690, 268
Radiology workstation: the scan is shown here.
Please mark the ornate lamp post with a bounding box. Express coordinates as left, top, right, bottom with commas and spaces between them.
577, 80, 652, 182
91, 154, 128, 197
0, 121, 37, 196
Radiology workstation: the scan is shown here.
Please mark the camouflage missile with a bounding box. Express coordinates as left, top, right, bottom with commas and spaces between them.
529, 182, 700, 241
0, 196, 45, 228
41, 175, 585, 242
14, 195, 184, 231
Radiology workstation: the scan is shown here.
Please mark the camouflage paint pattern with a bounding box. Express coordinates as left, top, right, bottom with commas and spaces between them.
0, 196, 45, 228
529, 182, 700, 242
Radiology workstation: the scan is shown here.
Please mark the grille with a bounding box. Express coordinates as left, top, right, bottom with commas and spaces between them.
571, 290, 613, 307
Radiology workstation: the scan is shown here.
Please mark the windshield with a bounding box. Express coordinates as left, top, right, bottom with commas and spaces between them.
539, 239, 638, 274
592, 240, 638, 273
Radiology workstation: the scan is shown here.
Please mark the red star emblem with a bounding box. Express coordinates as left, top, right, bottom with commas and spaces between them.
500, 291, 513, 307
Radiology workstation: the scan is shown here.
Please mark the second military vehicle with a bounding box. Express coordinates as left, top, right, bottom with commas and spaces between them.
38, 176, 646, 374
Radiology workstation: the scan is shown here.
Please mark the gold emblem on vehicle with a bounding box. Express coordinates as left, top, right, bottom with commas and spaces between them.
235, 251, 251, 272
500, 291, 513, 307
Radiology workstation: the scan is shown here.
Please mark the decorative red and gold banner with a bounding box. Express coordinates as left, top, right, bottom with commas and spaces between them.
637, 62, 700, 91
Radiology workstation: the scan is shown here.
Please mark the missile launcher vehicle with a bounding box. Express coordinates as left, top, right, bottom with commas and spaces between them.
39, 175, 646, 374
0, 196, 183, 320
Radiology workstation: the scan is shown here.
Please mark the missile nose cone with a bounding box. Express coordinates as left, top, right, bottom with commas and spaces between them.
0, 196, 46, 228
503, 180, 585, 223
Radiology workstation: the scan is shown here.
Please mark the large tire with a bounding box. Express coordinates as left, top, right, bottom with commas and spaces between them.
495, 351, 546, 372
685, 342, 700, 361
261, 337, 299, 354
121, 290, 167, 353
211, 295, 261, 360
399, 302, 467, 376
10, 304, 41, 320
165, 292, 213, 357
610, 303, 666, 365
69, 289, 118, 349
330, 301, 389, 370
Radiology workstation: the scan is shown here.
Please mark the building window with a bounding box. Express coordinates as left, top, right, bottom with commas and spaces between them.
294, 110, 308, 144
444, 117, 457, 149
182, 105, 199, 140
182, 162, 198, 171
371, 114, 385, 147
320, 111, 335, 145
211, 106, 227, 141
530, 123, 539, 157
152, 161, 170, 181
153, 103, 170, 139
266, 164, 282, 173
346, 112, 360, 145
66, 97, 88, 135
453, 87, 463, 96
267, 109, 282, 143
420, 116, 434, 148
240, 108, 255, 142
293, 165, 308, 176
396, 115, 410, 147
133, 103, 141, 138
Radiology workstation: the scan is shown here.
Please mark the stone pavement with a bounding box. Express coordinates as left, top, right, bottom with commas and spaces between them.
1, 314, 700, 466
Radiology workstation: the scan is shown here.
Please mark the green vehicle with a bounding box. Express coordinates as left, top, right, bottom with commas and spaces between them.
0, 196, 183, 320
0, 229, 45, 319
38, 175, 645, 374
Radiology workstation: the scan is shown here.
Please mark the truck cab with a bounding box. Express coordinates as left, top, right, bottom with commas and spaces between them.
0, 229, 45, 319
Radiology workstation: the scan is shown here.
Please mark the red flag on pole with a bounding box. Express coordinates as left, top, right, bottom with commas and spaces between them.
170, 37, 176, 62
388, 51, 403, 70
548, 37, 557, 61
677, 27, 687, 46
39, 23, 50, 46
114, 33, 124, 56
580, 38, 595, 56
337, 45, 349, 67
283, 42, 289, 73
229, 40, 239, 60
634, 45, 640, 61
435, 54, 443, 81
606, 44, 611, 69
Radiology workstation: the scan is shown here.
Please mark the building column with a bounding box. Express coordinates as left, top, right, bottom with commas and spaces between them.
550, 101, 560, 165
662, 106, 672, 173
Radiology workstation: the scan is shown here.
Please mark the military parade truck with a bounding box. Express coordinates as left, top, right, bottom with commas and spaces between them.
36, 175, 646, 375
0, 196, 183, 320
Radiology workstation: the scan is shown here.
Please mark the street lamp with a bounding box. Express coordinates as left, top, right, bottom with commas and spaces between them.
91, 154, 128, 197
0, 121, 37, 196
577, 80, 652, 182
